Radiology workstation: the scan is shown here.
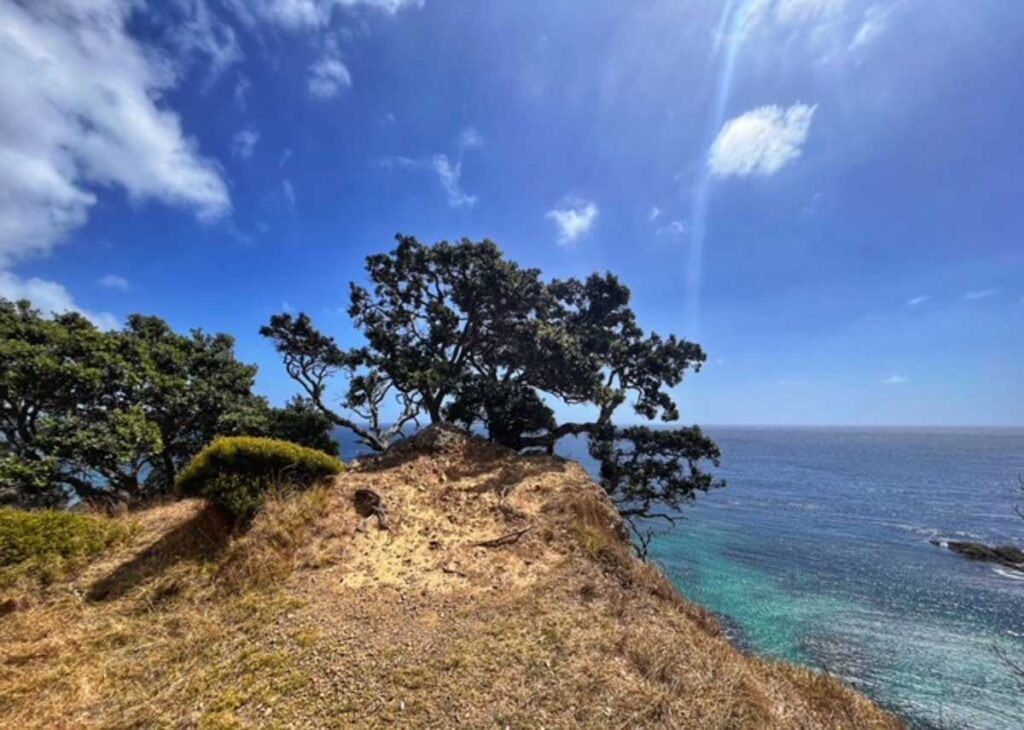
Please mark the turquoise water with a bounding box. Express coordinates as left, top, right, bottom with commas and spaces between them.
341, 426, 1024, 728
619, 428, 1024, 729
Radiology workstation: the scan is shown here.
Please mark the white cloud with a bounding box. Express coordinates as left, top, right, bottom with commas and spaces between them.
649, 206, 661, 222
432, 155, 478, 208
849, 4, 892, 50
231, 128, 260, 160
0, 270, 118, 330
709, 103, 817, 178
97, 274, 130, 291
882, 374, 908, 385
963, 289, 996, 300
547, 198, 599, 245
774, 0, 846, 25
0, 0, 230, 267
231, 0, 422, 30
170, 0, 243, 85
907, 295, 928, 306
308, 55, 352, 99
747, 0, 846, 29
457, 127, 484, 150
234, 74, 252, 110
657, 220, 686, 236
374, 155, 420, 172
281, 179, 296, 212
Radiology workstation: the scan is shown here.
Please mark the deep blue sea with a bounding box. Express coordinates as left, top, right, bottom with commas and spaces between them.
339, 427, 1024, 728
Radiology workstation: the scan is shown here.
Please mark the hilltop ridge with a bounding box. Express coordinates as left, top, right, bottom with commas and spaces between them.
0, 428, 899, 728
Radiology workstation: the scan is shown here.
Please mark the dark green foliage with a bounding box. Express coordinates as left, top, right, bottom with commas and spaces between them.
116, 314, 268, 493
266, 397, 340, 457
175, 436, 343, 519
263, 234, 723, 551
0, 508, 131, 584
0, 300, 325, 508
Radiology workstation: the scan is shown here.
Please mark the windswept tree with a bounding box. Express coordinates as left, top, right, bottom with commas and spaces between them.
263, 235, 723, 553
0, 301, 147, 507
0, 300, 334, 508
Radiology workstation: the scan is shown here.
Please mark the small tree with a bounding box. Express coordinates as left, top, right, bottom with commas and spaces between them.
259, 314, 419, 450
264, 235, 723, 552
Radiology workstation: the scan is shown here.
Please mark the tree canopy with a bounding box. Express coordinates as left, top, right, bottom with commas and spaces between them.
263, 234, 723, 551
0, 300, 334, 508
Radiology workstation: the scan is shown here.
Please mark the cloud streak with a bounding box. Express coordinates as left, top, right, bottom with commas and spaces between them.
963, 289, 997, 300
432, 155, 478, 208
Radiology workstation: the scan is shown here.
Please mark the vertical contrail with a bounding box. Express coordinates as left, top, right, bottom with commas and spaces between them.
685, 0, 754, 338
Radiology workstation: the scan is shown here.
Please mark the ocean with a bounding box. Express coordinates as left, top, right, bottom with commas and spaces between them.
339, 426, 1024, 728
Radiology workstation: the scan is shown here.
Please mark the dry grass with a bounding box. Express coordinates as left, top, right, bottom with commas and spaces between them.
0, 430, 901, 728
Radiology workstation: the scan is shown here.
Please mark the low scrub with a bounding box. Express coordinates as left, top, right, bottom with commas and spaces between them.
0, 508, 131, 585
175, 437, 343, 519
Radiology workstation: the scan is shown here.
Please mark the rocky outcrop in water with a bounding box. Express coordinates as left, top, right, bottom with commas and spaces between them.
933, 540, 1024, 571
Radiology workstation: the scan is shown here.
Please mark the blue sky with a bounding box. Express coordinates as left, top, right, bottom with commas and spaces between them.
1, 0, 1022, 426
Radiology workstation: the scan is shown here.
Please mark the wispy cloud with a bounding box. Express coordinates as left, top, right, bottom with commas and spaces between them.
882, 374, 908, 385
170, 0, 243, 86
746, 0, 847, 30
432, 155, 478, 208
281, 179, 296, 213
231, 128, 260, 160
308, 56, 352, 100
97, 274, 130, 292
0, 271, 118, 330
374, 156, 420, 172
649, 206, 661, 222
709, 103, 817, 178
657, 220, 687, 236
547, 198, 599, 245
234, 74, 251, 110
849, 4, 892, 50
457, 127, 484, 150
907, 295, 929, 306
0, 0, 229, 267
232, 0, 423, 30
963, 289, 997, 300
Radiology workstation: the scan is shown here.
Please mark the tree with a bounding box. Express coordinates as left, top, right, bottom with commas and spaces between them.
260, 313, 419, 451
264, 235, 723, 551
116, 314, 268, 492
0, 300, 144, 507
0, 300, 322, 508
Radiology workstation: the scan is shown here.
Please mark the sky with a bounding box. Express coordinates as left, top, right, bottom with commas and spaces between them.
1, 0, 1022, 426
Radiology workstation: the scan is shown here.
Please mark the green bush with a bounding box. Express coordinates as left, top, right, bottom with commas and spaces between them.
175, 437, 343, 519
0, 508, 131, 584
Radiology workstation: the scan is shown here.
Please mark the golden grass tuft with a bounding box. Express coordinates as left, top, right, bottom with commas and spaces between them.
216, 486, 331, 591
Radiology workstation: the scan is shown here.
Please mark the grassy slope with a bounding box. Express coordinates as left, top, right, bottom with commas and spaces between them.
0, 431, 901, 729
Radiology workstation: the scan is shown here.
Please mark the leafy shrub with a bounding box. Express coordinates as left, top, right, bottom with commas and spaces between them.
0, 508, 131, 584
175, 437, 343, 519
